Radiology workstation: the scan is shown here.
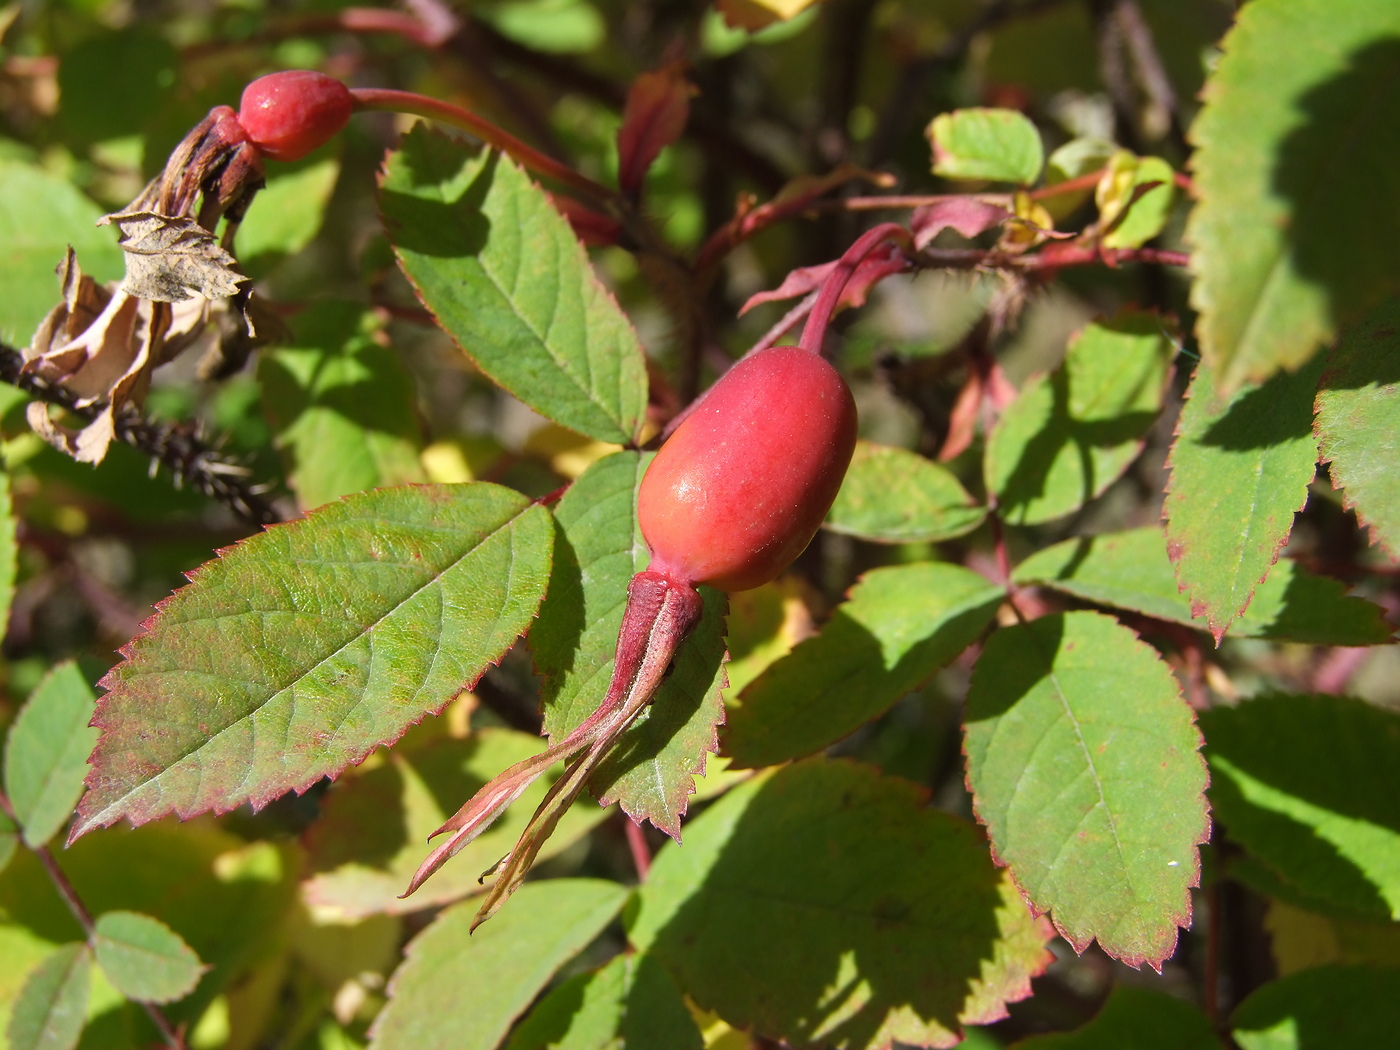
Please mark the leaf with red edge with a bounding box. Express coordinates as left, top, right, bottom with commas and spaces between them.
964, 611, 1209, 970
739, 243, 908, 316
911, 198, 1011, 249
70, 483, 553, 840
617, 61, 694, 197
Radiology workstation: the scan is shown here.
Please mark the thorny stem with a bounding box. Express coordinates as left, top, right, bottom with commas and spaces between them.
799, 222, 912, 355
0, 794, 188, 1049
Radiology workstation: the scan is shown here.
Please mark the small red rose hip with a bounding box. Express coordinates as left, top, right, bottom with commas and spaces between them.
638, 345, 857, 593
238, 71, 354, 162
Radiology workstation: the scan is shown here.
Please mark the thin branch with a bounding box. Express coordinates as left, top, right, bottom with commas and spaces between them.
623, 815, 651, 882
1113, 0, 1191, 155
0, 344, 282, 528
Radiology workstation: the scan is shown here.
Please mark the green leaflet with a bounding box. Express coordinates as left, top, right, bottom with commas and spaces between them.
234, 156, 340, 276
963, 612, 1208, 969
986, 312, 1172, 525
724, 562, 1002, 769
302, 729, 609, 919
1203, 694, 1400, 922
3, 662, 98, 848
369, 879, 630, 1050
1100, 154, 1176, 251
1187, 0, 1400, 390
1315, 295, 1400, 560
5, 943, 90, 1050
1012, 986, 1222, 1050
1231, 965, 1400, 1050
259, 301, 427, 511
628, 760, 1051, 1050
1163, 358, 1324, 642
72, 484, 552, 838
91, 911, 205, 1004
927, 107, 1044, 185
532, 451, 729, 835
1013, 527, 1391, 646
380, 126, 648, 444
825, 441, 985, 543
506, 952, 703, 1050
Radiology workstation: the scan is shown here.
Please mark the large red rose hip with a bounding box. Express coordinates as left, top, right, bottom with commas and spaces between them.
237, 71, 354, 162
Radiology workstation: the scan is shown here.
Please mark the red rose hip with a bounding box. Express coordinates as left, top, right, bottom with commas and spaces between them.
639, 345, 857, 592
238, 71, 354, 162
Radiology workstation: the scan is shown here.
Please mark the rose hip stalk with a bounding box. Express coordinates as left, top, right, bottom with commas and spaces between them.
405, 224, 912, 930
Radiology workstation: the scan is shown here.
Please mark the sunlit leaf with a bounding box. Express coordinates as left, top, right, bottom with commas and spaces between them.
715, 0, 821, 32
628, 760, 1052, 1050
380, 127, 647, 444
369, 879, 630, 1049
928, 108, 1044, 186
72, 484, 552, 838
1099, 154, 1176, 250
235, 156, 340, 275
92, 911, 205, 1004
825, 441, 985, 543
1011, 985, 1222, 1049
964, 612, 1208, 969
3, 662, 97, 848
1231, 965, 1400, 1050
1187, 0, 1400, 390
724, 563, 1002, 769
5, 943, 90, 1050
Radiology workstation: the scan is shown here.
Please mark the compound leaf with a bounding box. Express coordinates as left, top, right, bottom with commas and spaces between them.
928, 108, 1044, 185
1012, 985, 1222, 1049
380, 126, 647, 444
5, 943, 90, 1050
1315, 295, 1400, 560
1014, 527, 1391, 645
532, 451, 728, 836
91, 910, 205, 1004
724, 562, 1002, 769
964, 611, 1208, 969
3, 662, 97, 848
1163, 358, 1323, 642
1187, 0, 1400, 391
369, 879, 629, 1050
72, 484, 552, 838
1231, 965, 1400, 1050
628, 759, 1053, 1050
825, 441, 986, 543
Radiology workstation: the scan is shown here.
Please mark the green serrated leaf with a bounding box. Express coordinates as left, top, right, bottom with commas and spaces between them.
92, 910, 206, 1004
5, 942, 90, 1050
506, 951, 703, 1050
1315, 295, 1400, 560
628, 759, 1051, 1050
724, 562, 1002, 769
380, 127, 647, 444
369, 878, 629, 1050
1187, 0, 1400, 391
1013, 527, 1392, 645
1012, 985, 1223, 1049
1231, 965, 1400, 1050
3, 662, 97, 848
1203, 694, 1400, 922
0, 160, 124, 346
928, 108, 1044, 185
987, 312, 1172, 525
1100, 155, 1176, 250
825, 441, 986, 543
72, 483, 553, 839
235, 156, 340, 275
302, 728, 609, 919
532, 451, 729, 835
259, 301, 427, 510
1163, 358, 1324, 642
964, 611, 1208, 968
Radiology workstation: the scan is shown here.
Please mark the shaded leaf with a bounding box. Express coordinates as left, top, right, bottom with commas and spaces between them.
235, 156, 340, 275
1186, 0, 1400, 390
72, 483, 552, 838
506, 951, 703, 1050
1231, 965, 1400, 1050
1010, 985, 1222, 1049
987, 312, 1172, 525
825, 441, 986, 543
259, 301, 427, 510
369, 879, 629, 1050
1265, 898, 1400, 976
381, 127, 647, 444
3, 661, 97, 848
532, 452, 729, 836
964, 611, 1208, 968
928, 108, 1044, 185
628, 759, 1052, 1050
0, 809, 15, 876
1315, 295, 1400, 559
92, 910, 205, 1004
1013, 527, 1392, 645
618, 61, 694, 196
0, 473, 15, 630
1202, 694, 1400, 922
1163, 358, 1323, 642
724, 563, 1002, 769
302, 728, 609, 919
910, 198, 1011, 249
56, 27, 176, 145
5, 943, 90, 1050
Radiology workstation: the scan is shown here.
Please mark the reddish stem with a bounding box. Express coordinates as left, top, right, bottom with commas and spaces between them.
349, 87, 616, 207
799, 222, 912, 355
623, 816, 652, 881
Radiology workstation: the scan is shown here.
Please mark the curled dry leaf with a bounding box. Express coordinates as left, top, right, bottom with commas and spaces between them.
101, 212, 246, 303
